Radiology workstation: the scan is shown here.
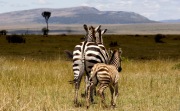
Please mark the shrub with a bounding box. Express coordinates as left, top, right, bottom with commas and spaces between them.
42, 27, 49, 36
154, 34, 165, 43
6, 35, 26, 43
135, 34, 140, 37
0, 30, 7, 35
109, 41, 119, 47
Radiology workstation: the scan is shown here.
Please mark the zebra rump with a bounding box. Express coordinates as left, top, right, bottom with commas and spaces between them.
73, 41, 109, 81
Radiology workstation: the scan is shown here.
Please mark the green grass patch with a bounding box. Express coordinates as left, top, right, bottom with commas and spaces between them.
0, 34, 179, 60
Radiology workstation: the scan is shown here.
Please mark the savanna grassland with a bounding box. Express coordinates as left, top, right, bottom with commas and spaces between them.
0, 34, 180, 111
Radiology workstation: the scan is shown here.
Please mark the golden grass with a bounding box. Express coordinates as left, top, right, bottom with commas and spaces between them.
0, 57, 179, 111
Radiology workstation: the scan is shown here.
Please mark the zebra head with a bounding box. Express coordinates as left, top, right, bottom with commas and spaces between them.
95, 28, 107, 44
109, 48, 123, 72
83, 24, 101, 42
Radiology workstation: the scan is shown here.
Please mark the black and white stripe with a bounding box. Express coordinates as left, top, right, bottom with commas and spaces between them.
86, 48, 122, 109
95, 28, 109, 62
73, 25, 110, 105
109, 48, 122, 72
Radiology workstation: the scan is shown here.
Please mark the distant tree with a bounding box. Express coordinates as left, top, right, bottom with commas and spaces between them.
42, 11, 51, 36
42, 27, 49, 36
0, 30, 7, 35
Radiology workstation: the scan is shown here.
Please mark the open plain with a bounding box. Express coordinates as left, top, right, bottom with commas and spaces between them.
1, 23, 180, 35
0, 32, 179, 110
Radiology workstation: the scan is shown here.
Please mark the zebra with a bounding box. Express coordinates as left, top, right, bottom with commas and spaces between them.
64, 25, 108, 60
73, 25, 109, 106
95, 28, 109, 61
83, 24, 101, 42
64, 24, 101, 60
86, 48, 122, 109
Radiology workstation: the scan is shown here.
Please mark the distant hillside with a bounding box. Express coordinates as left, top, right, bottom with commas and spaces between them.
0, 6, 156, 25
160, 19, 180, 23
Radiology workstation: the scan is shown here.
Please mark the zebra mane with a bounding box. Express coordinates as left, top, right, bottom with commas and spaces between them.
96, 29, 102, 44
95, 28, 107, 44
84, 25, 96, 42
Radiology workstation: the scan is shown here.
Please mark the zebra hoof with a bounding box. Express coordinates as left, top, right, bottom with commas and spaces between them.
102, 104, 108, 108
87, 106, 89, 109
111, 104, 116, 109
81, 93, 86, 98
75, 103, 82, 107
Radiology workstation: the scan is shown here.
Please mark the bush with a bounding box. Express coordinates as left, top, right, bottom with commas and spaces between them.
42, 27, 49, 36
0, 30, 7, 35
154, 34, 165, 43
6, 35, 26, 43
109, 41, 119, 47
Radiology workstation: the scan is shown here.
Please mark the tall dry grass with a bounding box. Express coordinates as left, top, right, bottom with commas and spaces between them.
0, 57, 179, 111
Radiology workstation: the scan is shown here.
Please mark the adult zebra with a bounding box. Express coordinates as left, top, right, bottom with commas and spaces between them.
95, 28, 109, 61
86, 48, 122, 109
73, 25, 109, 106
64, 25, 108, 60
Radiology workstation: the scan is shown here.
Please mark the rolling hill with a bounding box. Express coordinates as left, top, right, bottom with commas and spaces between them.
0, 6, 156, 25
160, 19, 180, 23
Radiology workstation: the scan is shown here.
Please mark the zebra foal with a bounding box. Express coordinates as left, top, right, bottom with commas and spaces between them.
86, 48, 122, 109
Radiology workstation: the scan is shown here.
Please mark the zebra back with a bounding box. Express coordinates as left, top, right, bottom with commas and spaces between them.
73, 25, 107, 81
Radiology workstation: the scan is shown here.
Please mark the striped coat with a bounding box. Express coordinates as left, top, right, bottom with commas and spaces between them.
86, 49, 122, 109
90, 63, 119, 86
73, 25, 109, 105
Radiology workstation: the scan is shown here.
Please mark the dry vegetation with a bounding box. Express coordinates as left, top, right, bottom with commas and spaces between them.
0, 34, 179, 110
0, 57, 179, 111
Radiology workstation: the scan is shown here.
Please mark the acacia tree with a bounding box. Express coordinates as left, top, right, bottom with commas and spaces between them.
0, 30, 7, 35
42, 11, 51, 35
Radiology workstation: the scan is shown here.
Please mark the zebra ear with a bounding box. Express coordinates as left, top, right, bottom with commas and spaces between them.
95, 25, 101, 32
83, 24, 88, 32
101, 29, 107, 35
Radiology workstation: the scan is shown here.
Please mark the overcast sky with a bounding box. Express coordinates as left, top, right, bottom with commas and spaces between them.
0, 0, 180, 21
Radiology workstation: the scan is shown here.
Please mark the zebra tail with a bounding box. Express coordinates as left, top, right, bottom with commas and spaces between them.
68, 79, 76, 84
64, 50, 73, 59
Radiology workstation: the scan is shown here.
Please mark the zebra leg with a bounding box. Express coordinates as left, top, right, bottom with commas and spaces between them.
85, 76, 89, 97
114, 83, 119, 107
74, 74, 83, 106
94, 80, 98, 96
109, 85, 116, 108
89, 76, 98, 103
81, 76, 88, 98
94, 87, 97, 96
110, 83, 119, 108
98, 84, 108, 108
74, 81, 79, 105
86, 81, 94, 109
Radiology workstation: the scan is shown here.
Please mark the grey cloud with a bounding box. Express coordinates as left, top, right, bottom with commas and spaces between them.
0, 0, 7, 6
10, 4, 28, 8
